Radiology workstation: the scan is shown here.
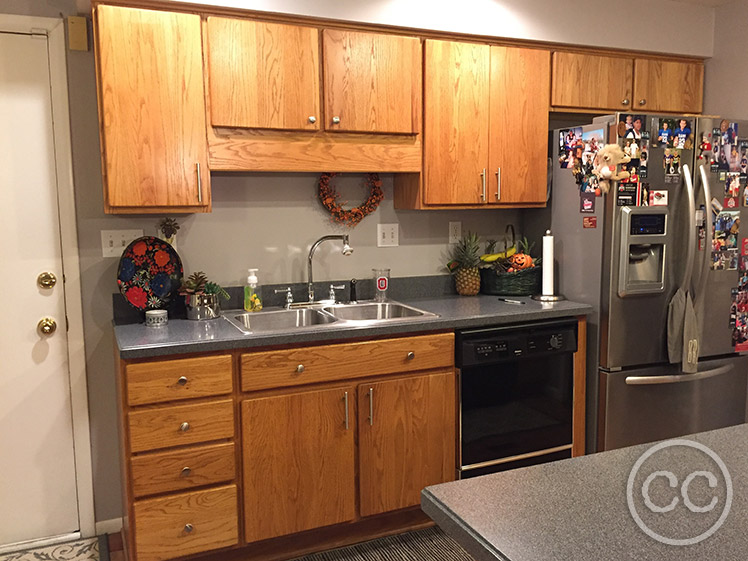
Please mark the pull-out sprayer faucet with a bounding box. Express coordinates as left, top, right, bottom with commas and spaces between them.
307, 235, 353, 302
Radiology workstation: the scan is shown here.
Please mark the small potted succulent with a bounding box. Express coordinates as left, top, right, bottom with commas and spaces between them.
179, 271, 230, 320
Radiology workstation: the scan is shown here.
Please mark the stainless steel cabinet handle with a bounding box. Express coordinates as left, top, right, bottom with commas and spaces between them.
296, 364, 305, 373
177, 376, 188, 386
332, 116, 341, 124
184, 524, 194, 533
368, 387, 374, 426
625, 364, 733, 385
196, 162, 202, 203
480, 168, 487, 201
638, 99, 647, 106
180, 467, 191, 477
622, 98, 630, 106
179, 422, 190, 432
308, 116, 317, 124
344, 391, 349, 430
407, 351, 415, 361
496, 167, 501, 201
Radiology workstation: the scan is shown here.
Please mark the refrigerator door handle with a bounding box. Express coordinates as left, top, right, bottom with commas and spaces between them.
625, 364, 734, 385
694, 164, 713, 305
681, 164, 697, 291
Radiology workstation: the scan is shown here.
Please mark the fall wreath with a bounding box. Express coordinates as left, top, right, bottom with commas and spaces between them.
318, 173, 384, 226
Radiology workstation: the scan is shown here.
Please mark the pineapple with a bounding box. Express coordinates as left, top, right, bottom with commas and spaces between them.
449, 232, 481, 296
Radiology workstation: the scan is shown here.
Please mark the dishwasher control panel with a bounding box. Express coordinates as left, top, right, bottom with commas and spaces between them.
456, 319, 578, 367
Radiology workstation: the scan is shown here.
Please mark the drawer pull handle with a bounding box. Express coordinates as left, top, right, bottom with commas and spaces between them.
184, 523, 194, 533
177, 376, 188, 386
180, 467, 192, 477
179, 422, 190, 432
407, 351, 415, 360
368, 387, 374, 426
296, 364, 305, 373
344, 391, 349, 430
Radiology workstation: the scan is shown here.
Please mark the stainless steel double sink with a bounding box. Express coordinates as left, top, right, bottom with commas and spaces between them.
224, 301, 437, 334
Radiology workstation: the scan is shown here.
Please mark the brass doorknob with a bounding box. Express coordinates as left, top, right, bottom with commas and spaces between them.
38, 317, 57, 335
38, 272, 57, 289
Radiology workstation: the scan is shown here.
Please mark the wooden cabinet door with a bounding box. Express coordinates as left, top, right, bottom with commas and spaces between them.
241, 387, 355, 542
424, 40, 489, 205
96, 5, 209, 211
489, 46, 549, 205
358, 370, 456, 517
633, 59, 704, 113
207, 18, 320, 130
551, 52, 633, 111
322, 30, 421, 134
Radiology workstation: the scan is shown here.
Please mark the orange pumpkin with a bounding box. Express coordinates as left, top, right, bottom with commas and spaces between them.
509, 253, 533, 270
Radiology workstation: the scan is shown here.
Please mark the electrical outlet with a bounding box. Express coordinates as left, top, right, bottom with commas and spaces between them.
101, 229, 143, 258
448, 221, 461, 244
377, 224, 399, 247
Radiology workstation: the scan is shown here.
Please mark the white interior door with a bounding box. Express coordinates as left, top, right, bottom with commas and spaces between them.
0, 31, 80, 548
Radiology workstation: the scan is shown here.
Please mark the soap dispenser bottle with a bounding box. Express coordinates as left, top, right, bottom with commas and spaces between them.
244, 268, 263, 312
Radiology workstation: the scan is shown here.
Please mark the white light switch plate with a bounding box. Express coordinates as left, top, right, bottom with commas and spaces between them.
101, 229, 143, 258
377, 224, 399, 247
449, 221, 461, 244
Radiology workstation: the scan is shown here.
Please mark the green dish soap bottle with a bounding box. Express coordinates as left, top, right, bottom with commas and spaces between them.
244, 268, 262, 312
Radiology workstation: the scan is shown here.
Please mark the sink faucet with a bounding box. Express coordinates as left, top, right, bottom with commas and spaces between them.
307, 235, 353, 302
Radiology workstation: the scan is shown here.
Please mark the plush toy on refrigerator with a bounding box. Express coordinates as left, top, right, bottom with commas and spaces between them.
592, 144, 632, 194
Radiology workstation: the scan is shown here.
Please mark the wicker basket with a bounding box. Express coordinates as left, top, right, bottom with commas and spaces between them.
480, 266, 541, 296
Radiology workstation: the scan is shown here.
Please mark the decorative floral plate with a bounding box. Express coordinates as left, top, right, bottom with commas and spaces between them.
117, 236, 183, 310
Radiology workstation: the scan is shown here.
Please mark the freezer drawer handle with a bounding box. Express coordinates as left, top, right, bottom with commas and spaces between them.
625, 364, 734, 385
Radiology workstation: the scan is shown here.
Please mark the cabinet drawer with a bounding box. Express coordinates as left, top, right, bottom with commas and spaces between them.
133, 484, 238, 561
131, 442, 236, 497
129, 399, 234, 453
126, 355, 233, 406
241, 333, 454, 391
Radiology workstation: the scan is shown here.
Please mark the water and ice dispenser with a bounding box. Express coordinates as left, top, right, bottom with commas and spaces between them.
618, 207, 668, 297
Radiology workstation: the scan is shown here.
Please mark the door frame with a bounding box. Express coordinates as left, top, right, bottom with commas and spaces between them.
0, 14, 95, 540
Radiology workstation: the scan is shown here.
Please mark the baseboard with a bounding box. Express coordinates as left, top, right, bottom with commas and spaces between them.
95, 519, 123, 536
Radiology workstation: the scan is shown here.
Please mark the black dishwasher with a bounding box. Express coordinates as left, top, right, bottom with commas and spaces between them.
456, 319, 578, 478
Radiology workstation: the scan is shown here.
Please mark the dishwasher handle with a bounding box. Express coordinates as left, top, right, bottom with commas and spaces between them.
625, 364, 733, 385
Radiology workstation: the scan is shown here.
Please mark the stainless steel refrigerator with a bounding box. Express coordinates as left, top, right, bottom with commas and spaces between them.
552, 114, 748, 453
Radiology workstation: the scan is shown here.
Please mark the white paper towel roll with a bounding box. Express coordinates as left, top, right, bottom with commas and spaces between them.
542, 230, 554, 296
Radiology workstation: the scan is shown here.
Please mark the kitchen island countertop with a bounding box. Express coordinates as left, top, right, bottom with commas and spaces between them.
115, 295, 591, 359
422, 424, 748, 561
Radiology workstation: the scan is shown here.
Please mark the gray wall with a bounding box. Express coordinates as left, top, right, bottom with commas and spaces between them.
2, 0, 726, 525
704, 0, 748, 119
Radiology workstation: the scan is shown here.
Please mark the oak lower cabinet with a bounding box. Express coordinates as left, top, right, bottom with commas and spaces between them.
94, 5, 211, 213
241, 387, 357, 543
358, 371, 455, 517
551, 51, 703, 114
401, 40, 549, 208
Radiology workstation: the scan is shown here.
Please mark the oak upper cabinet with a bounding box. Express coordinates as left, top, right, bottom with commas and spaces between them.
206, 18, 320, 130
633, 58, 704, 113
95, 5, 210, 213
551, 51, 704, 114
322, 30, 421, 134
488, 46, 549, 205
422, 40, 548, 206
423, 40, 489, 205
241, 387, 356, 543
358, 371, 455, 517
551, 52, 633, 111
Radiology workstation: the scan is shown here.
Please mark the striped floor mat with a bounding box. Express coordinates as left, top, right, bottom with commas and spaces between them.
293, 527, 476, 561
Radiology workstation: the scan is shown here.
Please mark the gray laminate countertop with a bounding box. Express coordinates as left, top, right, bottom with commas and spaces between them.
422, 424, 748, 561
114, 295, 591, 359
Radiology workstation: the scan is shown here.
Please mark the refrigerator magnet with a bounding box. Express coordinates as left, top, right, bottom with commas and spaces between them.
725, 197, 739, 210
727, 172, 741, 197
583, 216, 597, 229
743, 186, 748, 207
741, 238, 748, 256
741, 257, 748, 275
649, 190, 668, 206
580, 192, 595, 213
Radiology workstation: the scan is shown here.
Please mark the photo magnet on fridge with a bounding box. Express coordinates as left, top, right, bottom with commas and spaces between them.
639, 149, 648, 177
725, 197, 739, 210
621, 115, 645, 140
655, 118, 676, 147
730, 288, 738, 327
650, 190, 668, 206
727, 172, 742, 197
580, 192, 596, 213
673, 119, 693, 150
741, 256, 748, 274
698, 132, 712, 162
713, 209, 740, 254
743, 185, 748, 207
